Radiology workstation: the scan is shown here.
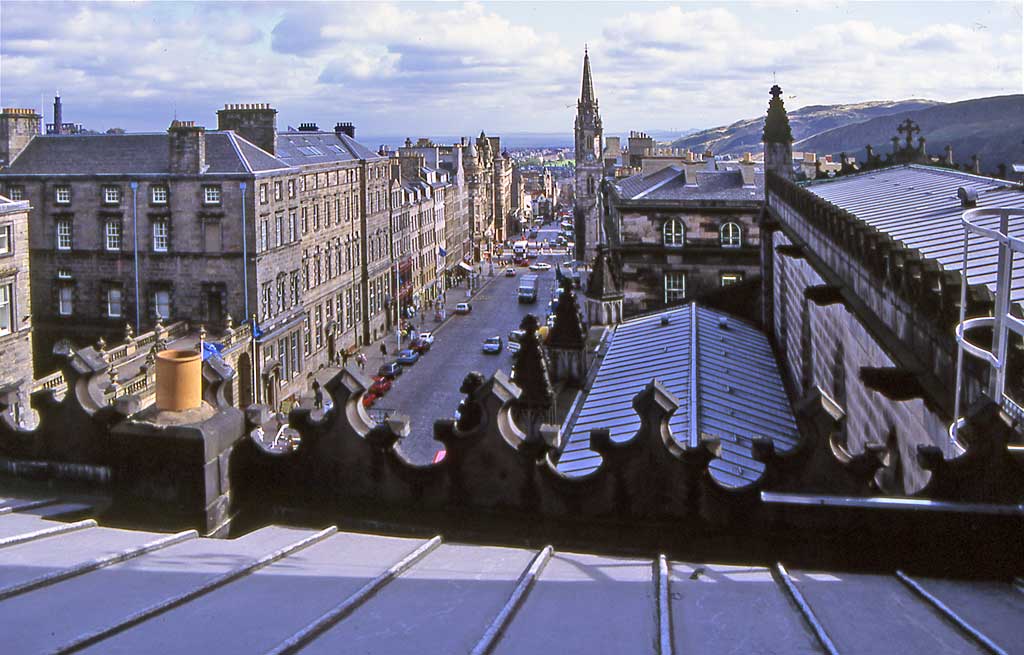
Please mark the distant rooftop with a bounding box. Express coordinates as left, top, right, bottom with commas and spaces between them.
612, 165, 763, 202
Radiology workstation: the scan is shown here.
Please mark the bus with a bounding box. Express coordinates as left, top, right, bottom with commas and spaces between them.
512, 240, 528, 257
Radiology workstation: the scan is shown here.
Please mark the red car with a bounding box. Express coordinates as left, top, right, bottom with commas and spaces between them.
362, 392, 378, 407
370, 377, 392, 395
409, 338, 431, 354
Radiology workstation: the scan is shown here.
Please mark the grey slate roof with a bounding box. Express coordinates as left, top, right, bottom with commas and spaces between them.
804, 164, 1024, 304
275, 130, 383, 166
613, 165, 764, 202
558, 304, 799, 486
0, 194, 29, 215
4, 132, 291, 175
0, 495, 1020, 654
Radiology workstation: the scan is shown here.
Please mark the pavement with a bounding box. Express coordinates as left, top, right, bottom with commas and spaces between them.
307, 224, 572, 465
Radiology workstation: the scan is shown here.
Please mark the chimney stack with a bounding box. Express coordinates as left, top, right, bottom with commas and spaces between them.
0, 108, 42, 168
168, 120, 207, 175
335, 122, 355, 138
298, 122, 319, 132
216, 103, 278, 155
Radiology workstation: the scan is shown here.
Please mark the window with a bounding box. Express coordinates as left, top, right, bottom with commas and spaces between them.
152, 220, 168, 252
290, 332, 300, 378
275, 214, 283, 247
203, 186, 221, 205
720, 222, 742, 248
57, 268, 72, 279
276, 276, 286, 313
287, 180, 295, 199
313, 205, 319, 231
8, 186, 24, 201
0, 283, 12, 335
259, 184, 268, 204
274, 181, 282, 201
58, 285, 73, 316
720, 272, 743, 287
301, 207, 309, 234
664, 272, 686, 304
288, 210, 297, 243
55, 185, 70, 204
315, 305, 323, 349
278, 337, 288, 382
259, 220, 268, 252
106, 287, 122, 318
0, 224, 11, 255
105, 221, 122, 251
56, 220, 72, 250
303, 314, 312, 355
663, 219, 685, 247
151, 186, 168, 204
103, 186, 120, 204
261, 282, 272, 319
154, 290, 170, 320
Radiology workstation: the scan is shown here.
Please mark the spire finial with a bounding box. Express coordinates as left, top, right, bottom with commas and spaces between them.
580, 46, 595, 105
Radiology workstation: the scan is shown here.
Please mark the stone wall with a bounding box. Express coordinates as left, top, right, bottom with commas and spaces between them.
0, 199, 33, 420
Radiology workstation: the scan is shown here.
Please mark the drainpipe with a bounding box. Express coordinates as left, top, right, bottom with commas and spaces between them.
130, 181, 140, 333
240, 182, 249, 318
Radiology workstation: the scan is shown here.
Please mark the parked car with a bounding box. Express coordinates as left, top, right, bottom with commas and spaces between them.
396, 349, 420, 365
377, 362, 403, 379
529, 262, 551, 272
504, 267, 516, 277
362, 392, 378, 407
455, 302, 472, 314
418, 331, 435, 345
508, 329, 527, 343
370, 376, 392, 395
482, 336, 503, 354
409, 338, 431, 354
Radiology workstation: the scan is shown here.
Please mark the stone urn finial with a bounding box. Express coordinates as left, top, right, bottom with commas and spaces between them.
96, 336, 107, 352
125, 323, 135, 342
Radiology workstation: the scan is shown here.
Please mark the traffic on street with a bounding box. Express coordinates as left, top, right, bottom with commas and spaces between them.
370, 222, 570, 465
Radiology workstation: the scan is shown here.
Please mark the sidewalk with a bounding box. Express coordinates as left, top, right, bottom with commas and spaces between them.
308, 266, 504, 394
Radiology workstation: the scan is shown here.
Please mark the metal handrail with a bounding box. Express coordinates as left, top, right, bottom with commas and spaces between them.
952, 207, 1024, 440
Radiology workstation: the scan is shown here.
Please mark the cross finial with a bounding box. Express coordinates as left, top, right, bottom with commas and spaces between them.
897, 118, 920, 149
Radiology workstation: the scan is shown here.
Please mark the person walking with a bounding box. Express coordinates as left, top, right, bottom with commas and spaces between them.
312, 380, 324, 410
380, 342, 387, 357
357, 352, 367, 370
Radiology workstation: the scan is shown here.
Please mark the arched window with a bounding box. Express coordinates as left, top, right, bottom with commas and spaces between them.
720, 222, 742, 248
663, 219, 685, 247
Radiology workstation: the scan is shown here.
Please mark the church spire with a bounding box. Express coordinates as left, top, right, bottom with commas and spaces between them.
580, 46, 595, 105
763, 84, 792, 144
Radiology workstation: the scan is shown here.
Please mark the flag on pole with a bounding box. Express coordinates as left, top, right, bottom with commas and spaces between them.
438, 246, 447, 257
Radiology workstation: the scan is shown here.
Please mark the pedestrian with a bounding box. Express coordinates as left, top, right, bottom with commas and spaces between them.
357, 352, 367, 370
312, 380, 323, 410
341, 351, 350, 369
380, 342, 387, 357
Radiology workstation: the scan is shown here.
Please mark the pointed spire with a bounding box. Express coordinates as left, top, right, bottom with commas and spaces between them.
548, 280, 586, 349
763, 84, 793, 144
580, 46, 595, 105
510, 314, 554, 415
585, 244, 622, 301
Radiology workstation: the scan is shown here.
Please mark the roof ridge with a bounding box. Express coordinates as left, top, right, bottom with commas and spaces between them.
223, 132, 254, 174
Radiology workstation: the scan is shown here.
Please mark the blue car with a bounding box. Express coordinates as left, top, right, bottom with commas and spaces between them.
482, 336, 503, 354
396, 349, 420, 365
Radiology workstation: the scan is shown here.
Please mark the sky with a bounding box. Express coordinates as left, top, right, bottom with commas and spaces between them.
1, 1, 1022, 140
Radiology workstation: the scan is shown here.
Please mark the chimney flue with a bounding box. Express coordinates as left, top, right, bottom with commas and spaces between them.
335, 122, 355, 138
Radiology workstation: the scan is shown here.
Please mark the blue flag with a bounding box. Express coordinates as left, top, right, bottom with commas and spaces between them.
251, 318, 263, 339
202, 341, 224, 361
438, 246, 447, 257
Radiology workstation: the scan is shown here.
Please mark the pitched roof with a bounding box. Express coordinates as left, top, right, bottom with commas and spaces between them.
0, 194, 29, 215
3, 132, 291, 175
275, 130, 382, 166
804, 164, 1024, 304
585, 245, 622, 300
557, 303, 799, 486
613, 165, 763, 202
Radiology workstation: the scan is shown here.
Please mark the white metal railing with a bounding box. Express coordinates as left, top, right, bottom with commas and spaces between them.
952, 207, 1024, 440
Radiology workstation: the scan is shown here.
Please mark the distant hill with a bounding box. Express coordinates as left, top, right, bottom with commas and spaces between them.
795, 95, 1024, 174
670, 99, 942, 156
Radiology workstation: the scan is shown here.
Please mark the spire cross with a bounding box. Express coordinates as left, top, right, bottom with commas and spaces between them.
897, 118, 920, 149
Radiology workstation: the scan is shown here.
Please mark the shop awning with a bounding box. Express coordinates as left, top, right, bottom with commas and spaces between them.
458, 262, 473, 273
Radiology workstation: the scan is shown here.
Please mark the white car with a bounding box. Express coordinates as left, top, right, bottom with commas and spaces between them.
418, 331, 435, 345
529, 262, 552, 272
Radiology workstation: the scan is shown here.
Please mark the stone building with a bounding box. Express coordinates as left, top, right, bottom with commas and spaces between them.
0, 193, 34, 424
761, 84, 1024, 494
602, 151, 763, 315
0, 103, 390, 410
464, 137, 493, 260
573, 47, 603, 264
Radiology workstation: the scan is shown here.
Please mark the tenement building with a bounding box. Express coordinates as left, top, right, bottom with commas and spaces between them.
603, 151, 763, 315
0, 103, 389, 410
0, 193, 33, 424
